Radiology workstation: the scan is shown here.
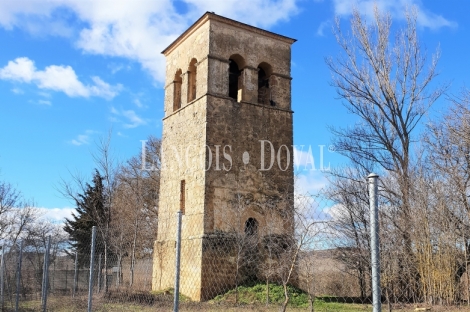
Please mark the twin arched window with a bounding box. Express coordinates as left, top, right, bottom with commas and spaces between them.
228, 56, 273, 106
172, 57, 274, 112
172, 58, 198, 112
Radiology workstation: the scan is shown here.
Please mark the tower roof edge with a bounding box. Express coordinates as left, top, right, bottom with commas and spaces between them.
161, 12, 297, 56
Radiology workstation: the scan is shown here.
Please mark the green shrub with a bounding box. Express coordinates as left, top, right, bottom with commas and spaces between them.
212, 283, 310, 307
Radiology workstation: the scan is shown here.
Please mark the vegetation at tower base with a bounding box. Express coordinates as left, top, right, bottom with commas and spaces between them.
211, 282, 369, 311
213, 283, 309, 307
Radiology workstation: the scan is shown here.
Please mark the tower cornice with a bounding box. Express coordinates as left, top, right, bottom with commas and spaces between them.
161, 12, 296, 56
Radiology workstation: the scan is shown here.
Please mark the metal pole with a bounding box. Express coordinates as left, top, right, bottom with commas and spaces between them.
87, 226, 97, 312
42, 236, 51, 312
15, 240, 23, 312
1, 244, 5, 312
41, 246, 46, 303
97, 254, 101, 293
65, 265, 68, 294
73, 252, 78, 297
52, 261, 55, 293
173, 211, 182, 312
368, 173, 381, 312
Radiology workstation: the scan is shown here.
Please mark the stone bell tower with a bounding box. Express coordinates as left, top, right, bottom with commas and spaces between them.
152, 12, 296, 301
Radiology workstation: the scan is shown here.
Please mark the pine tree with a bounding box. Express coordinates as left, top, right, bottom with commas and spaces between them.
64, 169, 106, 266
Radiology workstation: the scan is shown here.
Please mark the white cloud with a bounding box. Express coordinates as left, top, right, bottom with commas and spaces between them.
0, 57, 121, 99
111, 107, 147, 128
108, 62, 131, 74
294, 146, 315, 170
0, 1, 60, 30
293, 145, 331, 171
69, 129, 95, 146
0, 57, 35, 82
11, 87, 23, 94
38, 91, 52, 98
38, 99, 51, 106
0, 0, 300, 83
183, 0, 299, 28
36, 207, 75, 223
322, 203, 344, 221
133, 98, 143, 108
295, 170, 329, 196
332, 0, 457, 30
316, 20, 331, 37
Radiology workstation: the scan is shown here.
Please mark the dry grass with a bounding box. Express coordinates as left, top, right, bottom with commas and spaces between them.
8, 293, 470, 312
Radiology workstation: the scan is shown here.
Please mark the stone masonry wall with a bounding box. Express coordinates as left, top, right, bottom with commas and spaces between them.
153, 13, 295, 301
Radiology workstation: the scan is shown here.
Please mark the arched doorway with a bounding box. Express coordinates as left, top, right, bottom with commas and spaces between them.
245, 218, 259, 236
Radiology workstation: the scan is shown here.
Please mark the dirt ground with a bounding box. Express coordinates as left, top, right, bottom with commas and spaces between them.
6, 295, 470, 312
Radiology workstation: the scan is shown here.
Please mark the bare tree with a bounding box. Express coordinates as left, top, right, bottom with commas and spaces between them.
275, 193, 318, 312
114, 136, 160, 286
0, 181, 38, 245
23, 219, 68, 293
325, 165, 372, 301
326, 5, 446, 299
298, 251, 316, 312
59, 133, 117, 292
423, 89, 470, 302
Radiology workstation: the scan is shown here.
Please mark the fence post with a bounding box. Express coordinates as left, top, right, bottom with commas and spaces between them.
52, 260, 56, 293
173, 211, 182, 312
65, 265, 68, 294
73, 252, 78, 297
15, 240, 23, 312
368, 173, 381, 312
97, 254, 101, 293
1, 244, 4, 312
41, 236, 51, 312
88, 226, 97, 312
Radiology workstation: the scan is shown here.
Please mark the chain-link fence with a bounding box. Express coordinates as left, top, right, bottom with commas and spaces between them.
2, 180, 470, 312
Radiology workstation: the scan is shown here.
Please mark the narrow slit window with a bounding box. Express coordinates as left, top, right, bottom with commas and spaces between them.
229, 59, 241, 100
187, 59, 197, 103
257, 62, 272, 105
258, 67, 269, 105
180, 180, 186, 214
173, 69, 182, 111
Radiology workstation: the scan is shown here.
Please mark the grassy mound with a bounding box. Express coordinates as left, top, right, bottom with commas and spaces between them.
212, 283, 311, 307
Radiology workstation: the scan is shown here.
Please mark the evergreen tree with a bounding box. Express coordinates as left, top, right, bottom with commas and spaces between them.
64, 169, 106, 266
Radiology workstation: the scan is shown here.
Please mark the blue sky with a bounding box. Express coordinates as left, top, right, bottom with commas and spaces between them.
0, 0, 468, 220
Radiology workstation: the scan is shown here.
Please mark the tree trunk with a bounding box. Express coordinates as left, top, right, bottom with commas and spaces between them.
235, 261, 239, 304
116, 254, 122, 286
104, 242, 108, 292
308, 292, 314, 312
266, 278, 269, 305
358, 265, 366, 301
386, 287, 392, 312
130, 218, 138, 287
280, 283, 289, 312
